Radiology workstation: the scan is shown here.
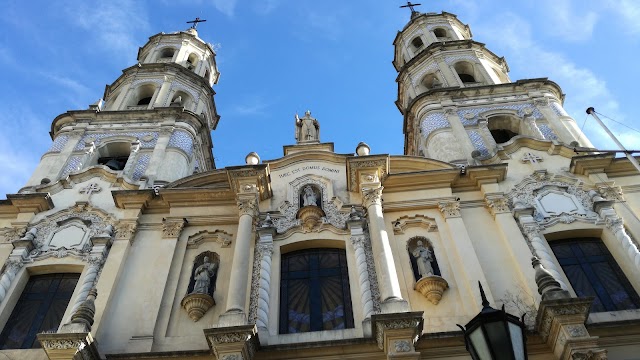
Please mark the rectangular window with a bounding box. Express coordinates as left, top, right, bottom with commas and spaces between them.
0, 273, 79, 349
551, 238, 640, 312
279, 248, 354, 334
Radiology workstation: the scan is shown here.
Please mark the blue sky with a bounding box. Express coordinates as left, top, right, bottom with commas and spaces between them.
1, 0, 639, 196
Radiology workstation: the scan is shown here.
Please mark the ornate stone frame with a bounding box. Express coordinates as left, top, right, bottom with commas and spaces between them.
274, 174, 349, 233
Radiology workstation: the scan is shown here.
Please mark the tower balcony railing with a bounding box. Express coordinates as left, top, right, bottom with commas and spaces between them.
157, 57, 173, 63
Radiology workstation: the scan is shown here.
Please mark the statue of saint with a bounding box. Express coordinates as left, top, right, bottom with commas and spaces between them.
302, 185, 318, 207
192, 256, 218, 295
295, 110, 320, 143
412, 241, 434, 278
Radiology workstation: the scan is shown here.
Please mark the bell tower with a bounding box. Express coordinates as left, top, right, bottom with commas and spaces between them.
23, 24, 220, 191
394, 10, 593, 164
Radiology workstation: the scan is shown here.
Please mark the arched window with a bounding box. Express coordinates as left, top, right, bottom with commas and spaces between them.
454, 62, 478, 84
0, 273, 79, 349
551, 238, 640, 312
186, 53, 199, 71
411, 36, 424, 50
487, 115, 520, 143
129, 83, 156, 109
279, 248, 354, 334
158, 47, 176, 62
95, 141, 131, 171
433, 28, 448, 39
421, 73, 442, 90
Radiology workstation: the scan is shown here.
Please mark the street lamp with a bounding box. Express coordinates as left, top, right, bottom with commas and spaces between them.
457, 282, 527, 360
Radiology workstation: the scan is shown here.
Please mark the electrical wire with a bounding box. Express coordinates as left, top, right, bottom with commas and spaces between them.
594, 110, 640, 136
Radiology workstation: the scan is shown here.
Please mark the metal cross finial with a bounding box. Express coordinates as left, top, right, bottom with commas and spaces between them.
400, 1, 422, 14
187, 17, 207, 29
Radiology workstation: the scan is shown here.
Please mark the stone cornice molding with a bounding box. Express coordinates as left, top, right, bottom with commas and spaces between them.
571, 153, 640, 177
0, 193, 54, 217
187, 229, 233, 249
392, 214, 438, 235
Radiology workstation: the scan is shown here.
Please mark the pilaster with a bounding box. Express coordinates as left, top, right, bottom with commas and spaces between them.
348, 212, 376, 336
438, 199, 493, 312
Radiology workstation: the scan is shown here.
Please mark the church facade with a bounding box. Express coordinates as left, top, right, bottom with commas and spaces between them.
0, 10, 639, 360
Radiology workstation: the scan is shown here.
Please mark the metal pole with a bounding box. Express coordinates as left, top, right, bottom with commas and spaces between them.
586, 107, 640, 174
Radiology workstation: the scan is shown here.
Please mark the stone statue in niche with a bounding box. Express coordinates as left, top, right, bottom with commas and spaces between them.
188, 252, 219, 297
302, 185, 319, 207
181, 251, 219, 321
192, 256, 218, 295
408, 237, 448, 305
412, 240, 434, 278
295, 110, 320, 143
296, 184, 325, 231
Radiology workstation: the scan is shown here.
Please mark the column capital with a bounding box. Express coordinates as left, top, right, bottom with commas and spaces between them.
114, 220, 138, 242
484, 193, 511, 217
362, 186, 384, 208
162, 218, 186, 238
237, 196, 259, 218
438, 200, 460, 218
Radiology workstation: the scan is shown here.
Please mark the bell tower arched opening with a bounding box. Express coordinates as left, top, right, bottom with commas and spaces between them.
454, 61, 478, 85
94, 141, 132, 171
487, 115, 520, 144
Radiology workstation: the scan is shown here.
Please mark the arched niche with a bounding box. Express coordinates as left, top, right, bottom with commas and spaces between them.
406, 237, 441, 282
157, 47, 176, 62
186, 251, 220, 298
186, 53, 199, 71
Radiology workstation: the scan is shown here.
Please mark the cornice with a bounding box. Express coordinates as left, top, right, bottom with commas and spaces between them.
0, 193, 54, 218
571, 153, 640, 177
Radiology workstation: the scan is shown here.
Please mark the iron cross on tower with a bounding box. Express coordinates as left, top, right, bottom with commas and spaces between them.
400, 1, 422, 15
187, 17, 207, 29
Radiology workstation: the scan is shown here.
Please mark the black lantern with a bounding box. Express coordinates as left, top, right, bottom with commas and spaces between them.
457, 282, 527, 360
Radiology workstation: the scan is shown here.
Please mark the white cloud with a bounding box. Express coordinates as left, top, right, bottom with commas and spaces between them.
212, 0, 237, 17
63, 0, 149, 56
40, 72, 90, 95
476, 12, 636, 150
231, 97, 270, 116
604, 0, 640, 35
539, 0, 598, 42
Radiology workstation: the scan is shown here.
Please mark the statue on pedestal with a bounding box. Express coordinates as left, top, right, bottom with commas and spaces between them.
295, 110, 320, 143
412, 240, 434, 278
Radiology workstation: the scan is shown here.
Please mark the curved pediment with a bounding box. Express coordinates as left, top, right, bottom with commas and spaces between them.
389, 155, 457, 173
165, 169, 231, 189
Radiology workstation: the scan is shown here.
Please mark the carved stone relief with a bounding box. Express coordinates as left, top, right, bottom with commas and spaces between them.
275, 176, 349, 233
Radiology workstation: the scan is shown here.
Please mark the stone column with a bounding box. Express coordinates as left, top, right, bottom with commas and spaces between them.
514, 207, 569, 290
362, 186, 406, 313
438, 200, 494, 311
221, 195, 258, 326
600, 206, 640, 275
252, 222, 275, 337
0, 238, 33, 304
348, 215, 375, 336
